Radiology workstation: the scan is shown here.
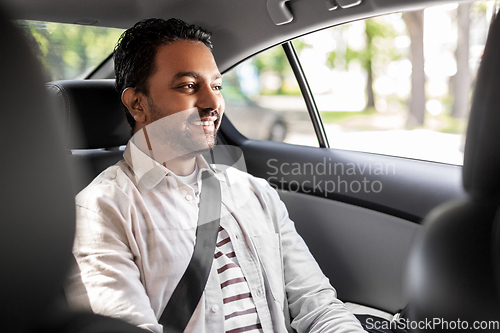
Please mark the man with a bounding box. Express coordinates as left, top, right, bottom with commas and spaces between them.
67, 18, 365, 333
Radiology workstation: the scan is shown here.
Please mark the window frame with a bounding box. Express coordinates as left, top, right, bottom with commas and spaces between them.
281, 41, 330, 148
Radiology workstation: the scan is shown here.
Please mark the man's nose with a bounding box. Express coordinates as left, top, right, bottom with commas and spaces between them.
197, 85, 222, 112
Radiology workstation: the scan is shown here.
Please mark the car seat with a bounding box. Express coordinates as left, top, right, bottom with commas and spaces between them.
406, 10, 500, 333
0, 4, 147, 333
46, 79, 131, 193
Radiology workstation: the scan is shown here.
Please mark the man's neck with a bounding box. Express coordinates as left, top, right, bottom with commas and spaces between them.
131, 127, 200, 176
163, 156, 197, 176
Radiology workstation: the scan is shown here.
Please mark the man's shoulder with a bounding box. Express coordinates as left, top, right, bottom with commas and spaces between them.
212, 163, 275, 196
76, 160, 134, 205
212, 163, 253, 183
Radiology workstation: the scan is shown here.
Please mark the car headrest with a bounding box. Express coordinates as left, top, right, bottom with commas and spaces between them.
0, 6, 75, 331
46, 79, 131, 149
463, 12, 500, 198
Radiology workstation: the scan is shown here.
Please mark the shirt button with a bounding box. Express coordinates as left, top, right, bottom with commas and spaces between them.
211, 305, 219, 313
185, 194, 193, 201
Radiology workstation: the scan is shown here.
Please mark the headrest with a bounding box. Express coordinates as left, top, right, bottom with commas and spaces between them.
463, 13, 500, 197
0, 5, 75, 330
46, 79, 131, 149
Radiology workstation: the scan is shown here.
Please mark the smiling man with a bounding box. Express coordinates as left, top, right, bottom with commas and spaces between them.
67, 18, 365, 333
119, 24, 223, 176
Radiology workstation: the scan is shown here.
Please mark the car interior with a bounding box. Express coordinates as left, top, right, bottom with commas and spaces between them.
2, 0, 500, 332
46, 79, 131, 193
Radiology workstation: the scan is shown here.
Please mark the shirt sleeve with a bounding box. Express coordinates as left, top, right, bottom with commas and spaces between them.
66, 193, 163, 333
255, 178, 366, 333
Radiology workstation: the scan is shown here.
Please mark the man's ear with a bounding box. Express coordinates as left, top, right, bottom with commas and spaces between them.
121, 87, 147, 123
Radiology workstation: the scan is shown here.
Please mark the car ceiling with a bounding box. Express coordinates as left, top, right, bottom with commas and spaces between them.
6, 0, 470, 72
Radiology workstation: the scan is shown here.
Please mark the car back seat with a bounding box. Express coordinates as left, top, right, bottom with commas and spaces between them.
46, 79, 131, 192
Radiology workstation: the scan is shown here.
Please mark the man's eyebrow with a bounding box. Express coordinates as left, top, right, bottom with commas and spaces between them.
172, 71, 199, 81
172, 71, 222, 82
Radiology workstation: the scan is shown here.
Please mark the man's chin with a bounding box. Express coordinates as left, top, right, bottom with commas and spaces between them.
175, 146, 211, 160
179, 135, 217, 158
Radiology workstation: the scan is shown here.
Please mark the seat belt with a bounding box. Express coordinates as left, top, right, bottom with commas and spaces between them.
159, 170, 221, 332
392, 303, 409, 324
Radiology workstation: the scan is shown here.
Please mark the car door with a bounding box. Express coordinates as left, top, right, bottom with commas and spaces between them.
218, 119, 465, 315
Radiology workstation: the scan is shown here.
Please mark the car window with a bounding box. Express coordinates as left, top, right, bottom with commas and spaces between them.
18, 20, 124, 81
294, 1, 496, 165
222, 46, 317, 145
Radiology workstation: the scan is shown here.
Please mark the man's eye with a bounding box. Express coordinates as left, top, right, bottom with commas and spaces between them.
213, 85, 222, 91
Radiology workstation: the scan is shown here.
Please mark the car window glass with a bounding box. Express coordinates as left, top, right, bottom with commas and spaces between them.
222, 46, 317, 145
18, 20, 124, 81
294, 1, 496, 164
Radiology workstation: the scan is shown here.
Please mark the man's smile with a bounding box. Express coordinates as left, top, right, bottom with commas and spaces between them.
190, 115, 219, 132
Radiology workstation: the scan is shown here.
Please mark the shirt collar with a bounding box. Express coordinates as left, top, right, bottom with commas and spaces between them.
123, 140, 221, 191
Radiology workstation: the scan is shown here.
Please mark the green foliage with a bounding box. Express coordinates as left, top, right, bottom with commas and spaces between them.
430, 113, 468, 134
251, 17, 404, 98
254, 46, 289, 75
471, 1, 489, 14
18, 20, 123, 81
320, 108, 377, 124
326, 17, 402, 72
322, 17, 404, 109
253, 45, 302, 95
440, 117, 468, 134
326, 51, 337, 68
292, 39, 311, 53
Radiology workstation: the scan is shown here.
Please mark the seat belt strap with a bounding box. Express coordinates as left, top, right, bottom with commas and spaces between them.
159, 170, 221, 332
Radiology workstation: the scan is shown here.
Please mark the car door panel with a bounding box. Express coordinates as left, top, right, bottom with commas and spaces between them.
279, 189, 419, 313
219, 119, 466, 313
234, 136, 466, 221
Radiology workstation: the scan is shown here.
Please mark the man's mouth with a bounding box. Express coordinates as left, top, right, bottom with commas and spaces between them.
191, 117, 218, 131
192, 120, 213, 126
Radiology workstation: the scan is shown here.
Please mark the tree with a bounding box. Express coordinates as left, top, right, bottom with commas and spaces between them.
325, 18, 401, 110
451, 3, 472, 119
19, 21, 123, 81
253, 46, 290, 95
402, 10, 426, 127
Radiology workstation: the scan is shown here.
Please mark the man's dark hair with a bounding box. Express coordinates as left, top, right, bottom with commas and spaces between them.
114, 18, 213, 129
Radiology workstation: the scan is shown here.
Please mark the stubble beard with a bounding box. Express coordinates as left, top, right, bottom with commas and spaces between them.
147, 103, 219, 159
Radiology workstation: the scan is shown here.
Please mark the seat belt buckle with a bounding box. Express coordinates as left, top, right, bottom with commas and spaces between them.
392, 312, 402, 323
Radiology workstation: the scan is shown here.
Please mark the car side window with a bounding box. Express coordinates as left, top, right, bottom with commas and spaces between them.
222, 46, 318, 145
18, 20, 123, 81
294, 1, 495, 165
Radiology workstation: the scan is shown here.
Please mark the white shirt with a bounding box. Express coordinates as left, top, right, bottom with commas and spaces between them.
66, 140, 365, 333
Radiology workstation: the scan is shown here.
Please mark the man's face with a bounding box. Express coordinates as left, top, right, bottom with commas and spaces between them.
141, 40, 224, 158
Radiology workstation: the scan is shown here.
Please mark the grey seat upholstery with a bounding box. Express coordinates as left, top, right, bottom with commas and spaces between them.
407, 12, 500, 332
46, 79, 130, 150
46, 79, 131, 192
0, 5, 145, 332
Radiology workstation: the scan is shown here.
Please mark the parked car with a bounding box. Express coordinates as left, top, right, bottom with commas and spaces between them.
223, 83, 288, 142
2, 0, 500, 331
